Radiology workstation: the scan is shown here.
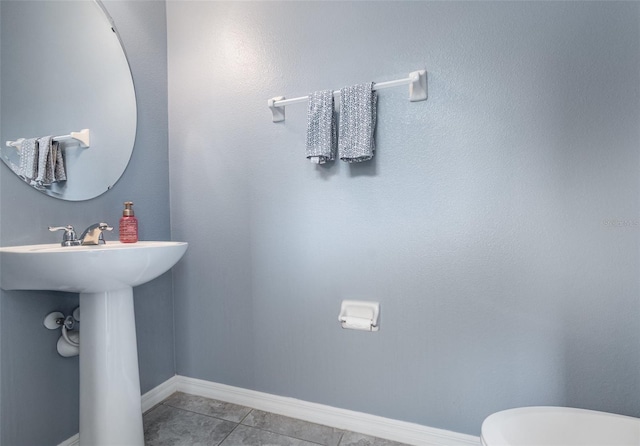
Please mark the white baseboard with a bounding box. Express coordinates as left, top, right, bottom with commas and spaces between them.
57, 433, 79, 446
142, 375, 179, 413
175, 375, 480, 446
60, 374, 480, 446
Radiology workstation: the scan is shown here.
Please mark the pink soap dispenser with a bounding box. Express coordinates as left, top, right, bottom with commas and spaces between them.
119, 201, 138, 243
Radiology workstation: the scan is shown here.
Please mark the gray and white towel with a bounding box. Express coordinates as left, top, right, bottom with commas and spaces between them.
35, 136, 66, 186
35, 136, 53, 185
306, 90, 336, 164
53, 139, 66, 182
338, 83, 377, 163
18, 138, 39, 181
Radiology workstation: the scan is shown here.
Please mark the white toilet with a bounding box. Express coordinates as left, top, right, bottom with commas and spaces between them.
481, 406, 640, 446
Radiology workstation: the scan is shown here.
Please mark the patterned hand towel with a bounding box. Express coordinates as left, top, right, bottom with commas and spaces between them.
338, 83, 377, 163
18, 138, 39, 180
53, 140, 66, 182
306, 90, 336, 164
35, 136, 52, 185
35, 136, 66, 186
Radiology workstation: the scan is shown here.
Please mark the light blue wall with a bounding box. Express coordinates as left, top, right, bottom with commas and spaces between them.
1, 2, 638, 444
168, 1, 640, 436
0, 1, 171, 444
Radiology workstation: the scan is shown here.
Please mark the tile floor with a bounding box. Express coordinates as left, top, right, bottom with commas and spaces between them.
144, 392, 410, 446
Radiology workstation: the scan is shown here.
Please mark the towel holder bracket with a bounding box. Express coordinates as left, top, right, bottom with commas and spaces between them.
409, 70, 427, 102
268, 96, 286, 123
68, 128, 91, 148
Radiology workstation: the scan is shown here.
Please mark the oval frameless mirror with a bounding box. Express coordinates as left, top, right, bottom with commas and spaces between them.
0, 0, 136, 201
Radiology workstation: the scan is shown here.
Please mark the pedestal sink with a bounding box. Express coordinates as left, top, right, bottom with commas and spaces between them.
0, 241, 188, 446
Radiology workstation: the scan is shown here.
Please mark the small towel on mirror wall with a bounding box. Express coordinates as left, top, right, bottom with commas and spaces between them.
35, 136, 53, 185
35, 136, 66, 186
306, 90, 336, 164
52, 140, 66, 182
18, 137, 39, 180
338, 82, 377, 163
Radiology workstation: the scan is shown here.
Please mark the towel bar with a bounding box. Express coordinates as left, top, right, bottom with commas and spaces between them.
5, 128, 91, 149
268, 70, 427, 122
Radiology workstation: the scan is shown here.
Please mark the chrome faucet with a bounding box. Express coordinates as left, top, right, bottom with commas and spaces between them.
49, 223, 113, 246
79, 223, 113, 245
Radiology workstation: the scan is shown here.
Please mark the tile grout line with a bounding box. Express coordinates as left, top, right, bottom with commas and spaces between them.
221, 409, 330, 446
236, 423, 328, 446
216, 421, 242, 446
160, 401, 248, 426
238, 408, 254, 425
238, 410, 342, 446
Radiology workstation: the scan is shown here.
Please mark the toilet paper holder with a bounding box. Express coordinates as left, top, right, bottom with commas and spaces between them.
338, 300, 380, 332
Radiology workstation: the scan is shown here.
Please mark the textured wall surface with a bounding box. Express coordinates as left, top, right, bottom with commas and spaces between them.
0, 1, 171, 444
168, 1, 640, 435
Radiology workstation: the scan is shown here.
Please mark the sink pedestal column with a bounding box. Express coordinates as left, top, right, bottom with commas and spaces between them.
79, 287, 144, 446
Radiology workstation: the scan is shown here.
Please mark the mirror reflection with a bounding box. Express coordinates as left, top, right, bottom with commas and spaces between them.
0, 0, 137, 201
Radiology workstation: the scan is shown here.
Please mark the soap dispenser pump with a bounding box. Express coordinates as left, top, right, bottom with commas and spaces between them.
119, 201, 138, 243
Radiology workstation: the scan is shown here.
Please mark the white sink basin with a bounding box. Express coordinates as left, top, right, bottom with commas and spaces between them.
0, 241, 188, 293
0, 240, 187, 446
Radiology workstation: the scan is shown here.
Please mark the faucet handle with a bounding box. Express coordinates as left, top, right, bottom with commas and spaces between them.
48, 225, 81, 246
98, 223, 114, 232
98, 223, 113, 243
